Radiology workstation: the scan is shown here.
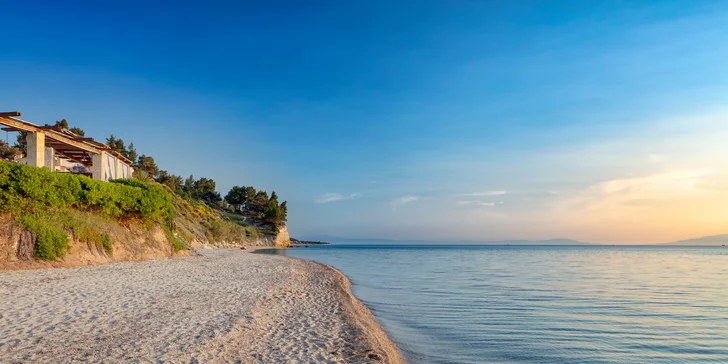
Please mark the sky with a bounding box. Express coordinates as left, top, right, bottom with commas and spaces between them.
1, 0, 727, 244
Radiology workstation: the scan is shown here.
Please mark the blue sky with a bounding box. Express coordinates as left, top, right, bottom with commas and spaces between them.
2, 1, 727, 243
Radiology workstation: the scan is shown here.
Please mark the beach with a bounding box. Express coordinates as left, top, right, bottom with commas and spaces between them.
0, 249, 403, 363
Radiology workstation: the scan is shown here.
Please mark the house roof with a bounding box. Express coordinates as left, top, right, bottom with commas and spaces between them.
0, 111, 133, 166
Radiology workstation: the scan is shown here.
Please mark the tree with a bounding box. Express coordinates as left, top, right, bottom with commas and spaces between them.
0, 140, 21, 161
279, 201, 288, 222
14, 132, 27, 154
126, 143, 138, 164
193, 177, 222, 205
56, 119, 69, 129
106, 134, 128, 155
263, 192, 288, 225
156, 170, 183, 192
225, 186, 250, 213
244, 190, 269, 219
135, 154, 159, 178
68, 127, 85, 136
183, 175, 195, 196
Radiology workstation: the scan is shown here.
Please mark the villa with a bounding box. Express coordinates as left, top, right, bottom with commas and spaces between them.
0, 111, 133, 181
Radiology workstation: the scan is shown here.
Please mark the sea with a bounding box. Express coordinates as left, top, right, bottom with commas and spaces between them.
263, 244, 728, 364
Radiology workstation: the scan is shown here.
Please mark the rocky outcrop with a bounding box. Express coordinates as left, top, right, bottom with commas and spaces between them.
263, 225, 291, 247
186, 224, 291, 249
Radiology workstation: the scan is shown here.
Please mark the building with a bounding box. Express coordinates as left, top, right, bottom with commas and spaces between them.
0, 111, 133, 181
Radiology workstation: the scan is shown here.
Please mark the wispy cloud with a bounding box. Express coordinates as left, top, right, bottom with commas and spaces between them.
648, 153, 666, 163
457, 200, 502, 207
390, 195, 420, 209
463, 190, 507, 197
315, 192, 361, 204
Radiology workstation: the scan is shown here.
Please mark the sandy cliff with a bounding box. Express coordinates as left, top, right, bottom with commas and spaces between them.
0, 213, 291, 270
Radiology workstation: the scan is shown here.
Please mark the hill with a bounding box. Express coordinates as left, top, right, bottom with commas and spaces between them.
0, 161, 288, 269
299, 236, 594, 245
661, 234, 728, 246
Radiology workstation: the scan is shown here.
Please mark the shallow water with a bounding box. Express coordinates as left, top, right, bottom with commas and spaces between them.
270, 245, 728, 364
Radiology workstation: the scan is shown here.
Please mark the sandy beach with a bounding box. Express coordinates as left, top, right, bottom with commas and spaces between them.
0, 249, 403, 363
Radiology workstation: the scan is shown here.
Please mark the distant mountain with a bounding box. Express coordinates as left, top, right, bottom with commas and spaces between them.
297, 236, 594, 245
661, 234, 728, 246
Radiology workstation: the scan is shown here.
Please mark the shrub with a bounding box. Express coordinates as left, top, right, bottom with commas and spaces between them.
101, 234, 112, 255
0, 161, 174, 222
162, 225, 187, 252
1, 161, 177, 259
18, 213, 70, 260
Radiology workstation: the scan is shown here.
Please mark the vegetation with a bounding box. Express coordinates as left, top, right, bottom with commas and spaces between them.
0, 140, 22, 161
105, 134, 138, 163
0, 161, 176, 260
18, 212, 70, 260
224, 186, 287, 225
17, 210, 117, 260
0, 161, 174, 222
1, 116, 290, 260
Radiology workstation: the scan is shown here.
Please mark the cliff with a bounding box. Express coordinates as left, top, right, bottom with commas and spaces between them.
0, 207, 290, 270
0, 161, 290, 269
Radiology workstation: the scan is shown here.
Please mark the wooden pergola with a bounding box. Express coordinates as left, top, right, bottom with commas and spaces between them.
0, 111, 133, 180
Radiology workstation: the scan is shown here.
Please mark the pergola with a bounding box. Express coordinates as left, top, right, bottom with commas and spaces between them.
0, 111, 133, 181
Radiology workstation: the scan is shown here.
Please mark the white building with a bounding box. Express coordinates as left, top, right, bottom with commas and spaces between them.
0, 111, 134, 181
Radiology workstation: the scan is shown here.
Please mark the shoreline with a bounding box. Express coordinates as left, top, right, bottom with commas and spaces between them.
0, 248, 403, 363
248, 246, 404, 362
305, 259, 404, 363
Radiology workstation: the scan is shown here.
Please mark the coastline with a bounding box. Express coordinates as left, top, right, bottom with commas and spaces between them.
307, 260, 404, 364
0, 248, 403, 363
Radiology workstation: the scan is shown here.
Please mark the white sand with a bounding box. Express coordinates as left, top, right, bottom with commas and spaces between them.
0, 249, 403, 363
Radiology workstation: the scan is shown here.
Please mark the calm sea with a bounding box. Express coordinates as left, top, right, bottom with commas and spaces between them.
265, 245, 728, 364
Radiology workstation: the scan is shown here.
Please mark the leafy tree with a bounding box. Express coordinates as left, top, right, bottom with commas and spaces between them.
126, 143, 138, 164
279, 201, 287, 222
193, 177, 222, 205
183, 175, 195, 196
135, 154, 159, 178
14, 131, 27, 154
156, 170, 183, 192
68, 127, 85, 136
0, 140, 21, 161
106, 135, 139, 162
106, 134, 128, 155
263, 192, 288, 225
56, 119, 69, 129
225, 186, 249, 213
244, 190, 269, 219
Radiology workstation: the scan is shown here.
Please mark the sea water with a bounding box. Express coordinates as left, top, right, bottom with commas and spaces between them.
269, 245, 728, 364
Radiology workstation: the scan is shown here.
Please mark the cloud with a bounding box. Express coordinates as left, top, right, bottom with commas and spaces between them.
315, 192, 360, 204
457, 200, 502, 207
551, 168, 728, 238
390, 195, 420, 209
648, 153, 666, 163
464, 190, 507, 197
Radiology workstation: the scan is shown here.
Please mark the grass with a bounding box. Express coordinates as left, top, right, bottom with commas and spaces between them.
18, 210, 118, 260
18, 212, 69, 261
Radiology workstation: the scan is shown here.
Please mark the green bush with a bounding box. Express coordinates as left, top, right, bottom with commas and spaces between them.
1, 161, 178, 259
162, 225, 187, 252
18, 213, 70, 260
101, 234, 112, 255
0, 161, 174, 222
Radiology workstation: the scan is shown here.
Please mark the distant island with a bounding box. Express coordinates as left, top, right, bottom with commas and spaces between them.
661, 234, 728, 246
290, 238, 331, 245
298, 236, 594, 245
